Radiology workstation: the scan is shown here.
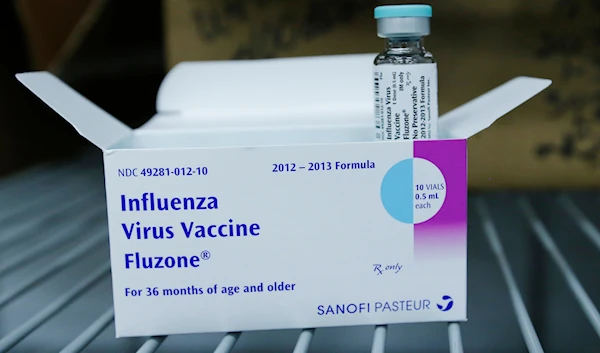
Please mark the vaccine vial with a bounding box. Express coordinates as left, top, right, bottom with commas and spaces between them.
373, 4, 438, 141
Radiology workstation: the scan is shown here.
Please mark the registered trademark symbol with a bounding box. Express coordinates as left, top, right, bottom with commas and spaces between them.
201, 250, 211, 260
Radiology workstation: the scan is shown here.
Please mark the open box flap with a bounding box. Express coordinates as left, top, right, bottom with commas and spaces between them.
150, 54, 550, 138
16, 56, 551, 150
152, 54, 375, 128
15, 72, 132, 150
438, 76, 552, 139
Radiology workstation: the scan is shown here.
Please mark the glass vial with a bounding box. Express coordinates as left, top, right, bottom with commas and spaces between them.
373, 5, 438, 141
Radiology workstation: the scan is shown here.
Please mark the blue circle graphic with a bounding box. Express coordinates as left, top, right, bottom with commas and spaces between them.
380, 158, 413, 223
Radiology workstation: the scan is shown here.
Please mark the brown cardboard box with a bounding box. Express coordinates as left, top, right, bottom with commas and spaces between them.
163, 0, 600, 189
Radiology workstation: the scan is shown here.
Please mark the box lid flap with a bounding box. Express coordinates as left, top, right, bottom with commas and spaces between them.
16, 58, 552, 151
152, 55, 550, 140
153, 54, 375, 126
438, 76, 552, 139
15, 71, 132, 150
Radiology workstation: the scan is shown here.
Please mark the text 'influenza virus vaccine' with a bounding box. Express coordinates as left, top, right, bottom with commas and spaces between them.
373, 4, 438, 141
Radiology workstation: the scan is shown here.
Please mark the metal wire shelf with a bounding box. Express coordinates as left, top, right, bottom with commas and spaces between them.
0, 154, 599, 352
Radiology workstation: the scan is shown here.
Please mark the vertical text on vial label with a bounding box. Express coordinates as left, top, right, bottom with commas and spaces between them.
373, 63, 438, 141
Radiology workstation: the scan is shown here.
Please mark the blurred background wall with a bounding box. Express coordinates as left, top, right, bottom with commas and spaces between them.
1, 0, 599, 189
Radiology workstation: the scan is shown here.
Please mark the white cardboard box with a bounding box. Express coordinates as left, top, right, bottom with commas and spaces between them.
16, 54, 550, 337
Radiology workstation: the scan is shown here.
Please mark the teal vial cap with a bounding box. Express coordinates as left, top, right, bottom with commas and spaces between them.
374, 5, 433, 19
374, 4, 432, 38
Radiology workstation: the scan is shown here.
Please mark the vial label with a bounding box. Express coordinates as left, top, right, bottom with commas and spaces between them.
373, 63, 438, 140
